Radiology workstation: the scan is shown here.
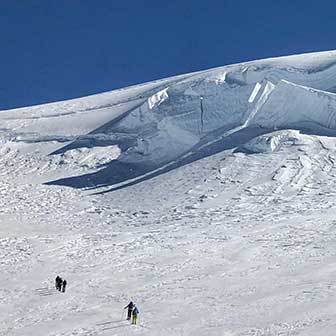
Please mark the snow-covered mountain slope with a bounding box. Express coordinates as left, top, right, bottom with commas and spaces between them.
3, 50, 336, 336
2, 50, 336, 190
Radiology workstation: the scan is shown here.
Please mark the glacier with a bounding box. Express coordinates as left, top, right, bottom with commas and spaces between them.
2, 50, 336, 191
2, 50, 336, 336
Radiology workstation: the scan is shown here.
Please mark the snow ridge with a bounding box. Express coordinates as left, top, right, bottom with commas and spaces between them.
2, 50, 336, 188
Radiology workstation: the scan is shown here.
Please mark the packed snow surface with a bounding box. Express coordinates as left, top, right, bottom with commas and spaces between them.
2, 50, 336, 335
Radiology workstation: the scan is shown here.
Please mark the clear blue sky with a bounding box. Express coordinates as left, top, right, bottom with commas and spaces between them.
0, 0, 335, 109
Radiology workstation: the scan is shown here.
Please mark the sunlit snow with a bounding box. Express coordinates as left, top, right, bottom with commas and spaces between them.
2, 50, 336, 335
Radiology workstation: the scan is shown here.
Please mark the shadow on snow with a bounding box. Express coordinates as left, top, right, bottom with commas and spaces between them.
45, 126, 270, 192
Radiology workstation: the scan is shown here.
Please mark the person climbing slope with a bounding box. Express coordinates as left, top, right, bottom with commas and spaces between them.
55, 276, 62, 291
124, 301, 134, 320
62, 279, 67, 293
132, 305, 139, 325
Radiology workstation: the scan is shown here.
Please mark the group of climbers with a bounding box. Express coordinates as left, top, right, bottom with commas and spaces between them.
124, 301, 139, 324
54, 276, 140, 325
55, 275, 67, 293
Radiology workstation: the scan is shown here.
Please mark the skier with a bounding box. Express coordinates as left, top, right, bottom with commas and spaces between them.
55, 276, 62, 291
124, 301, 134, 320
62, 279, 67, 293
132, 305, 139, 325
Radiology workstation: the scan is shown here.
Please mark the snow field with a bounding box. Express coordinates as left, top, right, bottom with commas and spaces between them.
2, 50, 336, 335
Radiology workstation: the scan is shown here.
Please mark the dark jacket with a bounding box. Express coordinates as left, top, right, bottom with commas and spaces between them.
125, 302, 134, 311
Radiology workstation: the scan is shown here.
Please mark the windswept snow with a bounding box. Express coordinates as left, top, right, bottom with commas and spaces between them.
147, 87, 169, 109
3, 50, 336, 335
241, 130, 300, 153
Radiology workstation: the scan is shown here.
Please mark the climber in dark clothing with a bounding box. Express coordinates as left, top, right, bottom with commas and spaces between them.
124, 301, 134, 320
62, 279, 67, 293
55, 276, 62, 291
